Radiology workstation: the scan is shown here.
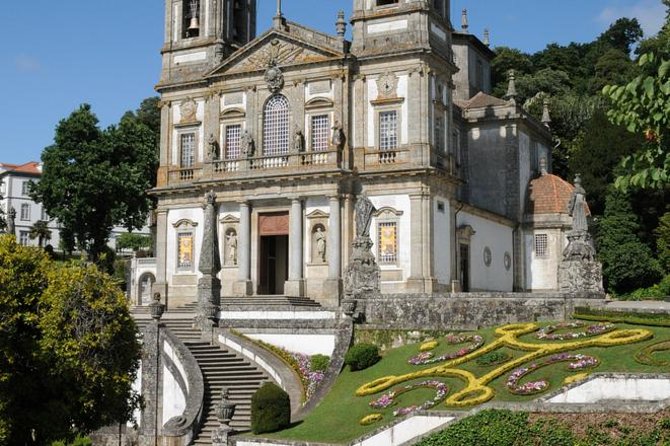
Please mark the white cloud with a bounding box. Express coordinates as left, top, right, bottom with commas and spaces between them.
598, 0, 666, 38
15, 55, 41, 73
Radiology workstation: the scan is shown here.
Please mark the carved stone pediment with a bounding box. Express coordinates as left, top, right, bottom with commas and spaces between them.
208, 33, 343, 77
306, 209, 329, 220
219, 214, 240, 224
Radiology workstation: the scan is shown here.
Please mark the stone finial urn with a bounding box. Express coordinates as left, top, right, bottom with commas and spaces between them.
149, 293, 165, 320
216, 388, 236, 425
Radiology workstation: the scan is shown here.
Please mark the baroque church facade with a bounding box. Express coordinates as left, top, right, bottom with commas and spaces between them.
150, 0, 567, 308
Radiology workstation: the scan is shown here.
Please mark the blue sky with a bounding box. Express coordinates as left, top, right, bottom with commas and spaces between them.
1, 0, 665, 165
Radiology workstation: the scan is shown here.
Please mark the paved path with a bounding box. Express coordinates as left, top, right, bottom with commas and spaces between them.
603, 300, 670, 312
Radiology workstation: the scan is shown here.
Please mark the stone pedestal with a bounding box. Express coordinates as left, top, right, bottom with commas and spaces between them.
212, 424, 234, 446
558, 260, 604, 297
322, 278, 342, 307
284, 279, 304, 297
233, 280, 253, 296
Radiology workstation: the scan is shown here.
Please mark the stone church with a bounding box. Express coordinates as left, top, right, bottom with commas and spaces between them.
149, 0, 574, 309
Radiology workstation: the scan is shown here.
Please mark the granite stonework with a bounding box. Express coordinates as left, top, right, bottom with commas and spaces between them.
196, 191, 222, 329
363, 293, 605, 331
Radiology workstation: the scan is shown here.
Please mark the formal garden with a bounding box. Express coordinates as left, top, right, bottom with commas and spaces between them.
262, 317, 670, 444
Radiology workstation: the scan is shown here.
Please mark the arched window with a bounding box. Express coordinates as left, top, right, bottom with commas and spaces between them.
263, 95, 290, 156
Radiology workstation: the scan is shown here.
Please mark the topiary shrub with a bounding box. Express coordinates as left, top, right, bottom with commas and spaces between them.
251, 382, 291, 434
344, 343, 381, 371
310, 354, 330, 372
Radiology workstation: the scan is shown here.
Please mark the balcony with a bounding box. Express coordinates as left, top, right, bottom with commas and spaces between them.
357, 145, 459, 177
166, 150, 341, 185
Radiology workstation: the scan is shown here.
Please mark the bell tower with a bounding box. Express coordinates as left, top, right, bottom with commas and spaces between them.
160, 0, 257, 85
351, 0, 452, 59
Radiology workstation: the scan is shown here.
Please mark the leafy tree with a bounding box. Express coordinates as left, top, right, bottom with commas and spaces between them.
597, 17, 643, 55
603, 52, 670, 189
490, 46, 534, 97
568, 110, 644, 215
0, 235, 141, 445
116, 232, 152, 252
656, 212, 670, 272
595, 188, 663, 294
32, 104, 157, 263
29, 220, 52, 248
515, 68, 572, 104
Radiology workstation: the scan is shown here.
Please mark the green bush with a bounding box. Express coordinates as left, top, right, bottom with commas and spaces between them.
251, 382, 291, 434
624, 274, 670, 300
476, 351, 511, 366
574, 306, 670, 327
52, 436, 92, 446
310, 354, 330, 372
415, 409, 574, 446
344, 343, 380, 371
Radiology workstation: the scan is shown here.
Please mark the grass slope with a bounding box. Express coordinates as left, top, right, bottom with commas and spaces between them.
266, 322, 670, 444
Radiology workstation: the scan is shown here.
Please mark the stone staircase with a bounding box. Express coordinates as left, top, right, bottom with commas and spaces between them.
157, 318, 271, 445
178, 295, 322, 310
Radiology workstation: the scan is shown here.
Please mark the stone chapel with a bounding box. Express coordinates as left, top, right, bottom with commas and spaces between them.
148, 0, 574, 309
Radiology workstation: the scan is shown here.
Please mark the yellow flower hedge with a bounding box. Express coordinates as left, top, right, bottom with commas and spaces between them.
356, 323, 653, 410
359, 413, 384, 425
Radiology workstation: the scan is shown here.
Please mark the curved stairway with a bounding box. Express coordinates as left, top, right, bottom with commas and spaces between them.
159, 318, 270, 445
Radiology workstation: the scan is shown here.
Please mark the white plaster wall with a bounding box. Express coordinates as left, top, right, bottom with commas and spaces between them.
366, 81, 378, 147
218, 310, 336, 321
459, 212, 513, 291
166, 208, 204, 282
365, 74, 408, 148
398, 75, 409, 145
353, 415, 455, 446
246, 334, 336, 356
433, 197, 451, 284
526, 228, 563, 291
369, 194, 411, 281
162, 341, 187, 425
548, 378, 670, 403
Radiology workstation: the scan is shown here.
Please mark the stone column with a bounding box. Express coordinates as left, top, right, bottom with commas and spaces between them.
152, 210, 169, 306
234, 201, 253, 296
407, 192, 426, 293
285, 198, 304, 297
138, 321, 162, 446
323, 196, 342, 304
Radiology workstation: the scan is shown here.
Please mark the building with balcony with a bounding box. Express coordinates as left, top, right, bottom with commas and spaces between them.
150, 0, 572, 308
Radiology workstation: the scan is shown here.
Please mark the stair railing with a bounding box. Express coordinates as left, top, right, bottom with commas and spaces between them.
160, 327, 206, 445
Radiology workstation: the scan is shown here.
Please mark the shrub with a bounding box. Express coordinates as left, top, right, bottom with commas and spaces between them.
344, 343, 381, 371
310, 354, 330, 372
476, 351, 511, 366
251, 382, 291, 434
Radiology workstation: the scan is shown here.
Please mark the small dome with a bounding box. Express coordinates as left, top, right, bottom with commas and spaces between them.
527, 172, 575, 215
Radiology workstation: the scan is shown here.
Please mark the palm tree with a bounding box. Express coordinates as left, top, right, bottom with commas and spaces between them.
29, 220, 52, 248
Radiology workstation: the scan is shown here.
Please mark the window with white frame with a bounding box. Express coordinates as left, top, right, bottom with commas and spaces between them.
263, 95, 290, 156
310, 114, 330, 152
177, 232, 194, 270
379, 110, 398, 151
535, 233, 549, 258
225, 124, 242, 159
19, 231, 29, 246
180, 133, 196, 167
20, 203, 30, 221
22, 181, 30, 196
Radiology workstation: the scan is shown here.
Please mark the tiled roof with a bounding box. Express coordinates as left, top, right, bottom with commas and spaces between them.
0, 161, 42, 175
528, 172, 576, 215
456, 91, 509, 110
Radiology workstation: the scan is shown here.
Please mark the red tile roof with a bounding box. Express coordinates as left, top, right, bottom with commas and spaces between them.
0, 161, 42, 176
455, 91, 509, 110
528, 172, 575, 215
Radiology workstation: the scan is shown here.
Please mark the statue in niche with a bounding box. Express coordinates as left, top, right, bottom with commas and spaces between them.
294, 128, 305, 153
355, 195, 376, 239
226, 230, 238, 265
331, 121, 344, 150
315, 226, 327, 263
241, 130, 255, 158
207, 133, 220, 160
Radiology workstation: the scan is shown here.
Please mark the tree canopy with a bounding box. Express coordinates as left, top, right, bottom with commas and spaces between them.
31, 104, 157, 262
0, 235, 141, 444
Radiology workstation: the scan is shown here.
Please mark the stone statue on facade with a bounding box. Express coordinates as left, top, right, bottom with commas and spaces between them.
344, 194, 380, 320
315, 226, 326, 262
331, 121, 344, 151
241, 130, 255, 158
226, 231, 238, 265
207, 133, 220, 161
7, 207, 16, 236
294, 128, 305, 153
558, 174, 604, 296
196, 190, 222, 328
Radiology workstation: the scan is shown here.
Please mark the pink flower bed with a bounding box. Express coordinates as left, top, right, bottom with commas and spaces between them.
506, 353, 599, 395
536, 321, 615, 341
408, 334, 484, 365
368, 380, 449, 417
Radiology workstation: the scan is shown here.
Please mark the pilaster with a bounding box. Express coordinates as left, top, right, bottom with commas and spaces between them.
285, 198, 304, 297
152, 210, 169, 307
234, 201, 253, 295
323, 195, 342, 305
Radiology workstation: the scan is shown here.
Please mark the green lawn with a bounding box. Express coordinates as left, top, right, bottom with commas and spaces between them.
264, 322, 670, 444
